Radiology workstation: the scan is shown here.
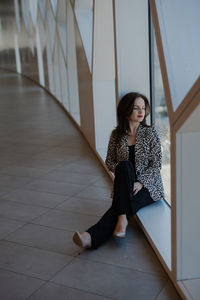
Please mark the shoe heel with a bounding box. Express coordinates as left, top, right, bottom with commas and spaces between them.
72, 231, 92, 249
113, 232, 126, 238
73, 232, 83, 247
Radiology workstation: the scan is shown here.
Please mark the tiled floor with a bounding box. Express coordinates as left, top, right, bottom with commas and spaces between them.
0, 70, 181, 299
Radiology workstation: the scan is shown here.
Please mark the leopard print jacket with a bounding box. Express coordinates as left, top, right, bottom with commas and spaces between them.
105, 124, 165, 201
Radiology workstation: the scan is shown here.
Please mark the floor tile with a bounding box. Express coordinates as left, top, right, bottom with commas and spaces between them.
156, 280, 181, 299
0, 161, 13, 168
32, 209, 99, 232
0, 199, 49, 222
0, 269, 44, 300
40, 170, 101, 186
58, 162, 105, 176
92, 176, 112, 188
75, 185, 111, 202
0, 165, 50, 178
182, 278, 200, 300
7, 143, 49, 155
2, 189, 68, 208
54, 148, 91, 157
28, 282, 112, 300
25, 179, 86, 196
51, 257, 166, 300
55, 196, 111, 216
25, 137, 70, 147
0, 186, 16, 197
125, 217, 152, 244
0, 217, 25, 239
0, 154, 36, 166
5, 223, 82, 256
79, 236, 167, 276
0, 174, 34, 189
72, 158, 102, 168
30, 151, 73, 162
0, 240, 73, 280
13, 159, 65, 171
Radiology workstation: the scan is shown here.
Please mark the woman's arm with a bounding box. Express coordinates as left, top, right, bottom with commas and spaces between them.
105, 130, 118, 174
137, 126, 162, 185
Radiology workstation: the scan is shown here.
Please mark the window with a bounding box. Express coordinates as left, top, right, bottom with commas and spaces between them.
150, 14, 171, 205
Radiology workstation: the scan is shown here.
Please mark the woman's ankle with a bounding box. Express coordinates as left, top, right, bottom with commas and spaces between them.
118, 214, 128, 222
115, 216, 128, 231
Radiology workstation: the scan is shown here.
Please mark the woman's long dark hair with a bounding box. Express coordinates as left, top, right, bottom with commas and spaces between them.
115, 92, 151, 136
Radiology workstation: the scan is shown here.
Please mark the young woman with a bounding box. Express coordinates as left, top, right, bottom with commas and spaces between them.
73, 92, 165, 249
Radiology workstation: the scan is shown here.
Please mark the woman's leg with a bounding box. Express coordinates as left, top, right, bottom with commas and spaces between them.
113, 160, 155, 216
86, 206, 118, 249
86, 160, 135, 248
112, 160, 135, 217
131, 186, 155, 215
83, 161, 155, 249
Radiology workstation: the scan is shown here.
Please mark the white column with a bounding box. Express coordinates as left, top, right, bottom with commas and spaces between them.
66, 0, 80, 124
36, 26, 45, 86
92, 0, 116, 159
115, 0, 150, 99
176, 104, 200, 280
14, 34, 21, 74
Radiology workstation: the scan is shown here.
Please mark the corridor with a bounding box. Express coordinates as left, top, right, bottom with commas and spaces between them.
0, 70, 180, 300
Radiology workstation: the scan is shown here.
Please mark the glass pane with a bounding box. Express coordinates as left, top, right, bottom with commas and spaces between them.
29, 0, 38, 28
74, 0, 93, 72
155, 0, 200, 111
152, 28, 171, 205
39, 0, 46, 21
57, 0, 67, 57
50, 0, 58, 16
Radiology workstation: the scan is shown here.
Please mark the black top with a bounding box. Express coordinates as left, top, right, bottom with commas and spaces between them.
128, 144, 137, 178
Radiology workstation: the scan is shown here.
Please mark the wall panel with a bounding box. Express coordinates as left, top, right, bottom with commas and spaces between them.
92, 0, 116, 158
74, 12, 95, 147
115, 0, 150, 100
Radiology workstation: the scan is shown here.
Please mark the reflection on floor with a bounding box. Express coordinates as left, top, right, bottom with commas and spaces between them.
0, 70, 181, 299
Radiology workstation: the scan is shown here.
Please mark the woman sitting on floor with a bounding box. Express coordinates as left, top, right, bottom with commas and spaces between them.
73, 92, 165, 249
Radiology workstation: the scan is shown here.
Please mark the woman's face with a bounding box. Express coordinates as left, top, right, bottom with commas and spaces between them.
129, 97, 146, 123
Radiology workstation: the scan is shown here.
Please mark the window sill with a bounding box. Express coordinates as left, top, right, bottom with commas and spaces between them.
136, 199, 171, 270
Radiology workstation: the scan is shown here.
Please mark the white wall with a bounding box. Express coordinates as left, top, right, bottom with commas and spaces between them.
92, 0, 116, 158
46, 5, 56, 93
74, 0, 93, 71
52, 36, 61, 101
59, 48, 70, 110
57, 0, 67, 58
176, 104, 200, 279
115, 0, 150, 100
36, 25, 45, 87
66, 0, 80, 124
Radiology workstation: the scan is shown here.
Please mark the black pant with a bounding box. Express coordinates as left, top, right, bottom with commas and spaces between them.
86, 160, 155, 249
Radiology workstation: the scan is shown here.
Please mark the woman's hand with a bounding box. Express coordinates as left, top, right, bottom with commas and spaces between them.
133, 181, 143, 196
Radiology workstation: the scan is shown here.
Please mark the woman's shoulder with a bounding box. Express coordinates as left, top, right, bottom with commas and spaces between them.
108, 128, 119, 143
140, 125, 160, 141
110, 128, 117, 137
150, 125, 159, 136
109, 128, 125, 145
110, 128, 123, 138
141, 124, 158, 134
140, 124, 152, 134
